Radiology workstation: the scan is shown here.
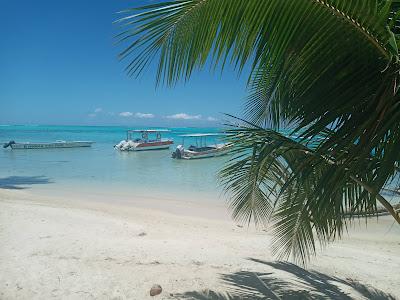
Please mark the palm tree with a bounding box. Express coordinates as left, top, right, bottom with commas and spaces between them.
116, 0, 400, 263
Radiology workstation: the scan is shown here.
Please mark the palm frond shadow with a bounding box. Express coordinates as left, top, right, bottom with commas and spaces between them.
179, 259, 395, 300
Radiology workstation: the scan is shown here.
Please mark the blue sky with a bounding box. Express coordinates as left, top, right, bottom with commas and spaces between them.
0, 0, 248, 127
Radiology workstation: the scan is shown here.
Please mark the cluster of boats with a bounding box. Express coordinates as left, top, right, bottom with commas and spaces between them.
3, 129, 230, 160
114, 130, 230, 159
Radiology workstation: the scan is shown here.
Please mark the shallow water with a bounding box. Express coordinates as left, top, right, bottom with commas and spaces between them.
2, 125, 399, 206
0, 125, 228, 201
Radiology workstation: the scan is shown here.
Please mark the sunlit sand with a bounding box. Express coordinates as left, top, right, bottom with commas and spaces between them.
1, 189, 399, 299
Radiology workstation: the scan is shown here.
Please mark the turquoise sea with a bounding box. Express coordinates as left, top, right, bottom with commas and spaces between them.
0, 125, 229, 202
2, 125, 399, 207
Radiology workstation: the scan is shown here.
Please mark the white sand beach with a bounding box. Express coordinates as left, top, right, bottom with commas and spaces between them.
0, 189, 399, 299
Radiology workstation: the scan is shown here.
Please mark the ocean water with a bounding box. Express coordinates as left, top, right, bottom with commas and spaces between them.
0, 125, 229, 202
2, 125, 399, 207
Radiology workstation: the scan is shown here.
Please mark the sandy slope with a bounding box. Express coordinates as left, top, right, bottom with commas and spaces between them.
0, 189, 399, 299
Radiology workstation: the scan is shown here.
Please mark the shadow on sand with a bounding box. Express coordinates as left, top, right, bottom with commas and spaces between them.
0, 176, 52, 190
179, 259, 395, 300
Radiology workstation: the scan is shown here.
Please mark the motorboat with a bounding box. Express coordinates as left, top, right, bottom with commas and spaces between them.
115, 129, 173, 151
171, 133, 230, 159
3, 140, 94, 149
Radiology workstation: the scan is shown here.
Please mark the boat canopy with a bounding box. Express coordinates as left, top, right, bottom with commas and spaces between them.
178, 133, 226, 148
126, 129, 170, 141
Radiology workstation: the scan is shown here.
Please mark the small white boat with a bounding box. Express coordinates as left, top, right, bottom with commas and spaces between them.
172, 133, 230, 159
115, 129, 173, 151
3, 140, 94, 149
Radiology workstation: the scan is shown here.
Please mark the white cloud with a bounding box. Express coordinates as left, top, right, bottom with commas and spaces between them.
207, 116, 218, 122
88, 107, 103, 118
166, 113, 202, 120
135, 112, 155, 119
119, 111, 133, 117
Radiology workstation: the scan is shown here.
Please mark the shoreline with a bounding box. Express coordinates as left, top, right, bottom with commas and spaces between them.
1, 189, 399, 299
14, 186, 232, 222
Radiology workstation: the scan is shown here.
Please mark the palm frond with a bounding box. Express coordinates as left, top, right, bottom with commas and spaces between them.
219, 124, 396, 264
116, 0, 400, 262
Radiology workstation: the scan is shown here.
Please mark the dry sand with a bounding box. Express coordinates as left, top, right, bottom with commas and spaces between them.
0, 189, 399, 299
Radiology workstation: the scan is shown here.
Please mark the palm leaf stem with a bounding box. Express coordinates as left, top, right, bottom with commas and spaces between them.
350, 175, 400, 223
304, 143, 400, 224
313, 0, 390, 59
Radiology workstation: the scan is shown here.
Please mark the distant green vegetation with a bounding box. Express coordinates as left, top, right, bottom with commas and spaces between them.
117, 0, 400, 263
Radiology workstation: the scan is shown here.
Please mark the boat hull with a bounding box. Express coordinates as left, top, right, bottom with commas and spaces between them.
10, 141, 94, 149
182, 149, 228, 159
175, 144, 230, 159
116, 140, 173, 151
133, 143, 172, 151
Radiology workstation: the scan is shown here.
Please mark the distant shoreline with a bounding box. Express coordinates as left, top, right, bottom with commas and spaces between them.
0, 124, 224, 129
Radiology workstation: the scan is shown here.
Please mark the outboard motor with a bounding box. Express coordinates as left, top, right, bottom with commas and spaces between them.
172, 145, 184, 159
3, 141, 15, 148
114, 140, 126, 150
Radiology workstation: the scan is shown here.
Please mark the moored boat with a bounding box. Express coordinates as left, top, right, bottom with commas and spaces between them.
171, 133, 230, 159
114, 129, 173, 151
3, 140, 94, 149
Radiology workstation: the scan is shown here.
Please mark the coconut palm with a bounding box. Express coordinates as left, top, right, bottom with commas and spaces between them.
116, 0, 400, 263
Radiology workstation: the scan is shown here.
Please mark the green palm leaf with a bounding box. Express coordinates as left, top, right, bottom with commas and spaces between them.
116, 0, 400, 262
220, 123, 390, 263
